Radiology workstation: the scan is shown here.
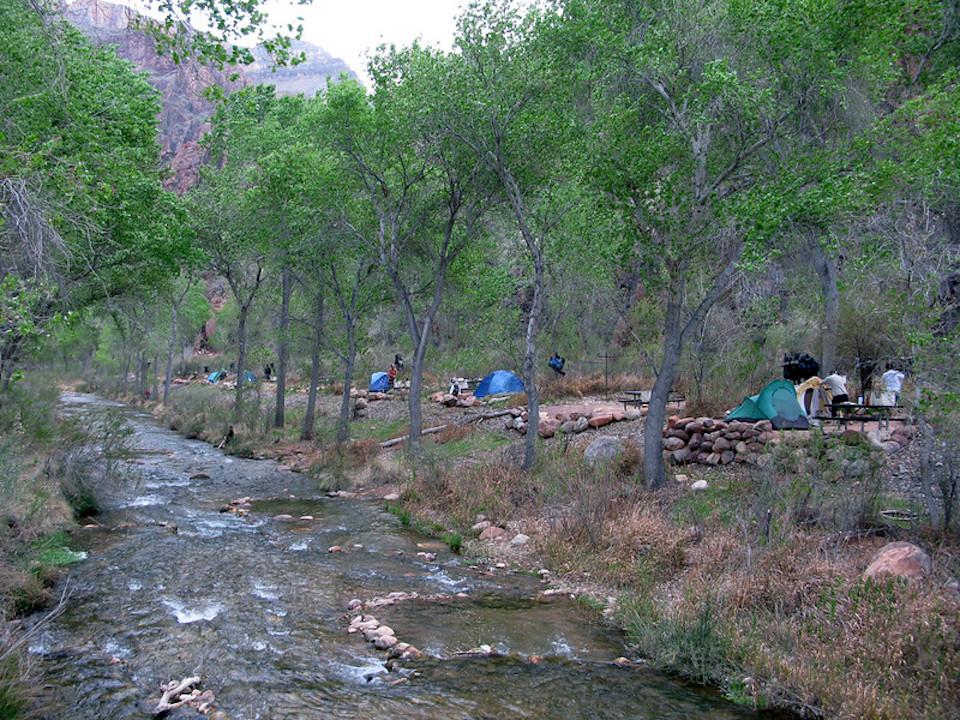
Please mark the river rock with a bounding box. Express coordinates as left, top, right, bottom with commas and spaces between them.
574, 416, 589, 433
713, 437, 731, 452
670, 448, 691, 465
735, 441, 748, 455
864, 541, 932, 581
430, 392, 445, 403
273, 514, 294, 521
374, 635, 399, 650
584, 436, 625, 467
665, 428, 690, 441
560, 420, 577, 434
539, 420, 559, 438
189, 472, 211, 480
588, 413, 614, 429
347, 599, 363, 611
479, 526, 507, 541
472, 520, 492, 532
691, 479, 709, 491
510, 533, 530, 546
328, 545, 343, 553
720, 450, 735, 465
663, 437, 685, 451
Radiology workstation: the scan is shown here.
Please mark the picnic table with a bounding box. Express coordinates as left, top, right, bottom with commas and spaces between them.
818, 403, 903, 432
618, 390, 685, 412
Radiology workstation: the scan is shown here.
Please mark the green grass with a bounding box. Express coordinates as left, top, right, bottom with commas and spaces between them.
672, 478, 751, 527
433, 432, 510, 459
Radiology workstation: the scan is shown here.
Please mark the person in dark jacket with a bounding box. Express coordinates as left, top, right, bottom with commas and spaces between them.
548, 352, 566, 377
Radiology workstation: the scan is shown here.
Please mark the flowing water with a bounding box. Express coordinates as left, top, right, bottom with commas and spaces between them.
28, 393, 776, 719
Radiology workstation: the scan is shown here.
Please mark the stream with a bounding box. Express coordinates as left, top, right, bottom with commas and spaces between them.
27, 393, 775, 719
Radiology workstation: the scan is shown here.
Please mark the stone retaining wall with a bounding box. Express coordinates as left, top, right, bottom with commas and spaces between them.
662, 416, 776, 466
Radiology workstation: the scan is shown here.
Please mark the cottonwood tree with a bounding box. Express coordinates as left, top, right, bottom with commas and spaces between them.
573, 0, 920, 487
323, 74, 492, 453
444, 1, 581, 468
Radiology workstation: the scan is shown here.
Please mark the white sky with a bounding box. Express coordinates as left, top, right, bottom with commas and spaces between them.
263, 1, 470, 83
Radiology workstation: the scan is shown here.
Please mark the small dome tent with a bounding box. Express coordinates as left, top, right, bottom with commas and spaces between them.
474, 370, 525, 398
369, 372, 390, 393
725, 379, 809, 429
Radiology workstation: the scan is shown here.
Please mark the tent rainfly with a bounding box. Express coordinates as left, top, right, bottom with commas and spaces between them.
725, 379, 809, 429
369, 372, 390, 393
473, 370, 525, 398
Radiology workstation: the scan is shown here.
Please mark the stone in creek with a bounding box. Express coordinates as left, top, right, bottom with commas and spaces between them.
612, 657, 633, 667
299, 515, 314, 521
190, 472, 211, 480
328, 545, 343, 553
273, 514, 294, 521
374, 635, 398, 650
347, 599, 363, 611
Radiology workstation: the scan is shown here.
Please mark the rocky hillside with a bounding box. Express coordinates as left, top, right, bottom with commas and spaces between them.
64, 0, 356, 192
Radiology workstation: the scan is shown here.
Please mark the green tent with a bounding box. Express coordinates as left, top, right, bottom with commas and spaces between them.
725, 379, 809, 429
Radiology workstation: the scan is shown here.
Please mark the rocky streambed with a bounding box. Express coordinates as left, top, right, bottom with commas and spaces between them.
25, 393, 779, 719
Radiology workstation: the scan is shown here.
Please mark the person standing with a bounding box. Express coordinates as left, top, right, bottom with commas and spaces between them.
548, 352, 566, 377
822, 370, 850, 416
879, 364, 905, 406
387, 363, 398, 390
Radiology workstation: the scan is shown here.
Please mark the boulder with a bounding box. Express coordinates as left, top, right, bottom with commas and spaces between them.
479, 526, 507, 541
612, 410, 625, 422
882, 441, 902, 454
701, 417, 716, 430
713, 437, 731, 452
675, 417, 695, 429
720, 450, 735, 465
584, 436, 625, 466
864, 542, 932, 581
663, 437, 686, 451
753, 420, 773, 432
725, 431, 741, 440
588, 414, 614, 429
510, 533, 530, 546
538, 421, 558, 439
430, 392, 445, 403
691, 479, 709, 491
472, 520, 492, 532
574, 416, 590, 433
735, 441, 748, 455
374, 635, 398, 650
560, 420, 577, 434
670, 448, 691, 465
665, 428, 690, 441
354, 397, 368, 410
513, 416, 526, 431
442, 394, 458, 407
686, 421, 705, 434
688, 433, 704, 450
706, 453, 721, 466
457, 396, 478, 408
741, 428, 760, 440
624, 408, 642, 421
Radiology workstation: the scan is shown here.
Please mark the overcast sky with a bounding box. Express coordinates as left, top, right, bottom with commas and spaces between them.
263, 0, 470, 83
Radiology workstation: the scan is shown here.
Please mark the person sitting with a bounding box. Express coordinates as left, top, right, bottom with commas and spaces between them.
548, 352, 566, 377
387, 363, 398, 389
394, 354, 405, 372
449, 379, 461, 396
263, 363, 274, 381
821, 370, 851, 416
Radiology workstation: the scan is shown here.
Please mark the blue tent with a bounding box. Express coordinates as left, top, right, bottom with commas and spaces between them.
474, 370, 525, 398
369, 372, 390, 392
207, 369, 226, 384
242, 370, 257, 385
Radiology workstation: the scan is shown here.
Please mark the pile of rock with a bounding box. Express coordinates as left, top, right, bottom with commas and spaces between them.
347, 613, 422, 659
661, 417, 776, 466
879, 424, 916, 453
505, 406, 642, 439
350, 388, 390, 402
430, 391, 481, 409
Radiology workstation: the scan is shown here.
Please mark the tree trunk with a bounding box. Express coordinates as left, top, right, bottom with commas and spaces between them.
151, 353, 160, 401
812, 241, 839, 373
121, 351, 131, 394
234, 303, 249, 422
163, 300, 178, 405
917, 413, 943, 529
643, 296, 684, 489
407, 314, 436, 455
336, 329, 356, 444
523, 252, 545, 470
274, 264, 292, 428
301, 294, 324, 442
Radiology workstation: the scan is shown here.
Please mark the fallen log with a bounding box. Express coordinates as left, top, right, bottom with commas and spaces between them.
379, 425, 447, 449
459, 410, 513, 425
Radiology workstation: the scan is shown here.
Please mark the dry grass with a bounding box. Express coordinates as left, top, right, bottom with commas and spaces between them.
431, 424, 473, 445
539, 372, 652, 401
